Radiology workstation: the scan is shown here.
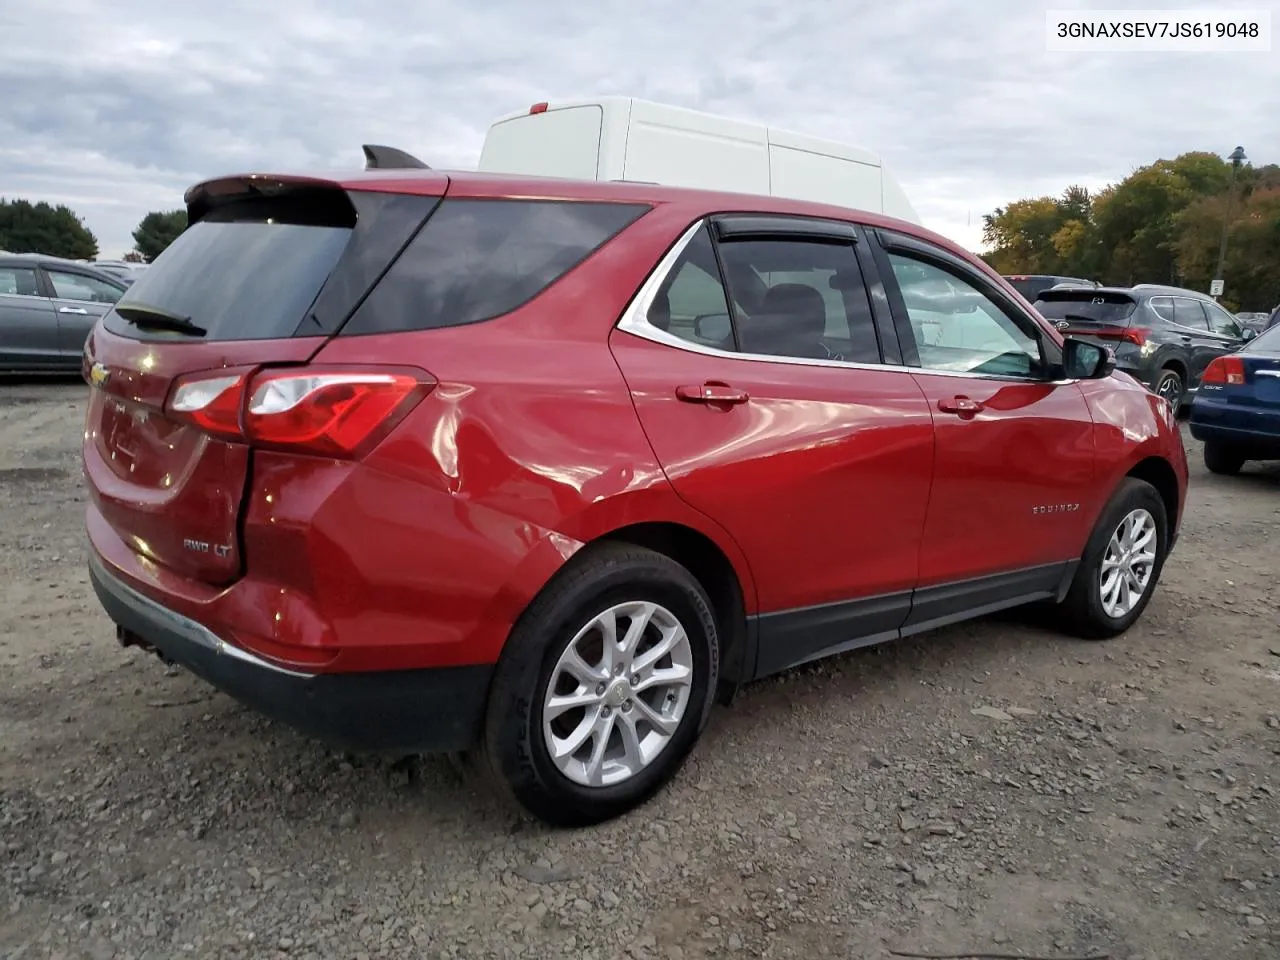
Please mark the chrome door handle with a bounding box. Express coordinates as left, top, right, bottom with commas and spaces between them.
59, 307, 89, 315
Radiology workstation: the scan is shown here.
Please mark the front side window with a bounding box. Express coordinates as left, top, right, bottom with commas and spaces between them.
1203, 300, 1242, 338
888, 252, 1042, 378
47, 270, 123, 304
716, 237, 881, 364
0, 267, 41, 297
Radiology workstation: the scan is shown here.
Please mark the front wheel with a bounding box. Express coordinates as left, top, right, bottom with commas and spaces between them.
1057, 478, 1169, 639
1203, 441, 1245, 475
479, 543, 719, 827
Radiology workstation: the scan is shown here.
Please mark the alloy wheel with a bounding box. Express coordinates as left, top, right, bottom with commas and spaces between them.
542, 601, 694, 788
1098, 508, 1158, 619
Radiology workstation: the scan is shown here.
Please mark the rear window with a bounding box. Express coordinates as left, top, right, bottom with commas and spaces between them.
1005, 276, 1058, 301
1033, 291, 1136, 324
106, 192, 354, 342
341, 199, 649, 336
1244, 323, 1280, 352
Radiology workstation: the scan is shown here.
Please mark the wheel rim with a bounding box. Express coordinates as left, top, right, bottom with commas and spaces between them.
542, 601, 694, 788
1156, 374, 1181, 402
1098, 508, 1158, 619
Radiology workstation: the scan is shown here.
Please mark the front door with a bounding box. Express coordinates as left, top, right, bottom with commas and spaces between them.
609, 217, 935, 677
871, 230, 1098, 631
42, 268, 123, 362
0, 264, 58, 367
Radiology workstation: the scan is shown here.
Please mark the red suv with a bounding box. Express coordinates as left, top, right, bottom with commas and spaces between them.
82, 161, 1188, 826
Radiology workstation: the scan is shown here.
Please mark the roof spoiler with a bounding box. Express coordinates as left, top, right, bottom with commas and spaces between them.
362, 144, 430, 170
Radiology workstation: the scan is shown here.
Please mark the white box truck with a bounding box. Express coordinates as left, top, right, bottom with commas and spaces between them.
476, 96, 920, 224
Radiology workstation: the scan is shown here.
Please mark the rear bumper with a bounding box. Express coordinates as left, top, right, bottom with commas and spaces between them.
88, 554, 493, 754
1188, 400, 1280, 455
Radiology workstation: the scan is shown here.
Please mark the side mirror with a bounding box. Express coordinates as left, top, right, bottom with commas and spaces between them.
693, 313, 732, 343
1063, 337, 1115, 379
1241, 327, 1258, 341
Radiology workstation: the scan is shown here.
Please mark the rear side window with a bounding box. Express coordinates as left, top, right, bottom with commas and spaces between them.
0, 267, 40, 297
107, 192, 355, 342
342, 199, 648, 336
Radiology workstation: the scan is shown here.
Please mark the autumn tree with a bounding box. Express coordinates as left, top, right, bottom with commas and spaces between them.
132, 210, 187, 262
983, 151, 1278, 306
0, 198, 98, 259
981, 187, 1098, 278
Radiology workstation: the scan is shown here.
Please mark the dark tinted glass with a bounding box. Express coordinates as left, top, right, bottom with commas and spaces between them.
1172, 298, 1208, 329
107, 219, 352, 341
648, 226, 735, 350
1034, 292, 1136, 324
717, 238, 880, 363
342, 199, 648, 335
1006, 276, 1056, 300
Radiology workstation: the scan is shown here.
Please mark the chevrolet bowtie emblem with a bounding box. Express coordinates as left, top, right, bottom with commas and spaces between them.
89, 362, 110, 387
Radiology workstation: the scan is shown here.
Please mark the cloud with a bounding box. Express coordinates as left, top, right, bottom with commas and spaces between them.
2, 0, 1275, 256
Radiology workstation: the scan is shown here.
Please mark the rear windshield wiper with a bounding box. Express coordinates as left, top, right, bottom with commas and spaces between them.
114, 304, 208, 337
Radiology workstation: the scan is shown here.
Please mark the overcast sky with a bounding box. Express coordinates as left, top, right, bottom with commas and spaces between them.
2, 0, 1276, 258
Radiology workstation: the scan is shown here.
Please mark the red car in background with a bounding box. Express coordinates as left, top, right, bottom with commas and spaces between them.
82, 157, 1188, 826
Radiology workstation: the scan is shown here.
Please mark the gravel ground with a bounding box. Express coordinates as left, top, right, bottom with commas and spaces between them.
1, 379, 1278, 960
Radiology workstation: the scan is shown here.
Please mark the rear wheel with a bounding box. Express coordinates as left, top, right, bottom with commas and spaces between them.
1203, 441, 1246, 476
479, 543, 718, 826
1153, 368, 1184, 410
1057, 478, 1168, 639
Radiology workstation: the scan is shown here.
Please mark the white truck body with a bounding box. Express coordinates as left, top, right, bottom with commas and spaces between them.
477, 97, 920, 224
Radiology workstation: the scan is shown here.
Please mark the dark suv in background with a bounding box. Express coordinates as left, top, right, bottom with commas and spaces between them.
1034, 283, 1253, 408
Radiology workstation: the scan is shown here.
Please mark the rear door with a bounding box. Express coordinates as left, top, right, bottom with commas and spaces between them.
82, 177, 445, 585
43, 267, 125, 361
610, 216, 935, 676
873, 229, 1098, 620
0, 263, 58, 367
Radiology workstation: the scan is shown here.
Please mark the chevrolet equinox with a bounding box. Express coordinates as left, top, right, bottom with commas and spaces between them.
82, 158, 1189, 826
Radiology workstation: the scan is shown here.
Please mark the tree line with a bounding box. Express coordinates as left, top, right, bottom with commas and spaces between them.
0, 199, 187, 263
980, 151, 1280, 312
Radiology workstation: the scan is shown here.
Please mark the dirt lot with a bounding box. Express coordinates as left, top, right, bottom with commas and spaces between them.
1, 379, 1277, 960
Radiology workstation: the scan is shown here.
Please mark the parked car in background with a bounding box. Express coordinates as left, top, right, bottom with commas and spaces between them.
1033, 283, 1254, 409
82, 160, 1188, 826
0, 254, 128, 371
1236, 311, 1271, 333
1004, 274, 1098, 301
91, 260, 149, 287
1189, 320, 1280, 474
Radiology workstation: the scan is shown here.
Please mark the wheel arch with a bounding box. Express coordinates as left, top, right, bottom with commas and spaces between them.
594, 521, 755, 699
1124, 455, 1181, 536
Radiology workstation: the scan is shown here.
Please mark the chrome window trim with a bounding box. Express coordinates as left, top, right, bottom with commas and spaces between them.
614, 218, 1079, 386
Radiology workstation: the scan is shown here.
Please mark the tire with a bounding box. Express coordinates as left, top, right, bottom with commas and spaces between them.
1152, 368, 1184, 410
1057, 478, 1169, 640
478, 542, 719, 827
1203, 441, 1245, 476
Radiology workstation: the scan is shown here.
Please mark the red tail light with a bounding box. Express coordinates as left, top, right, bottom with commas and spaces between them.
529, 102, 549, 114
166, 366, 435, 458
1201, 355, 1245, 386
1120, 327, 1148, 346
